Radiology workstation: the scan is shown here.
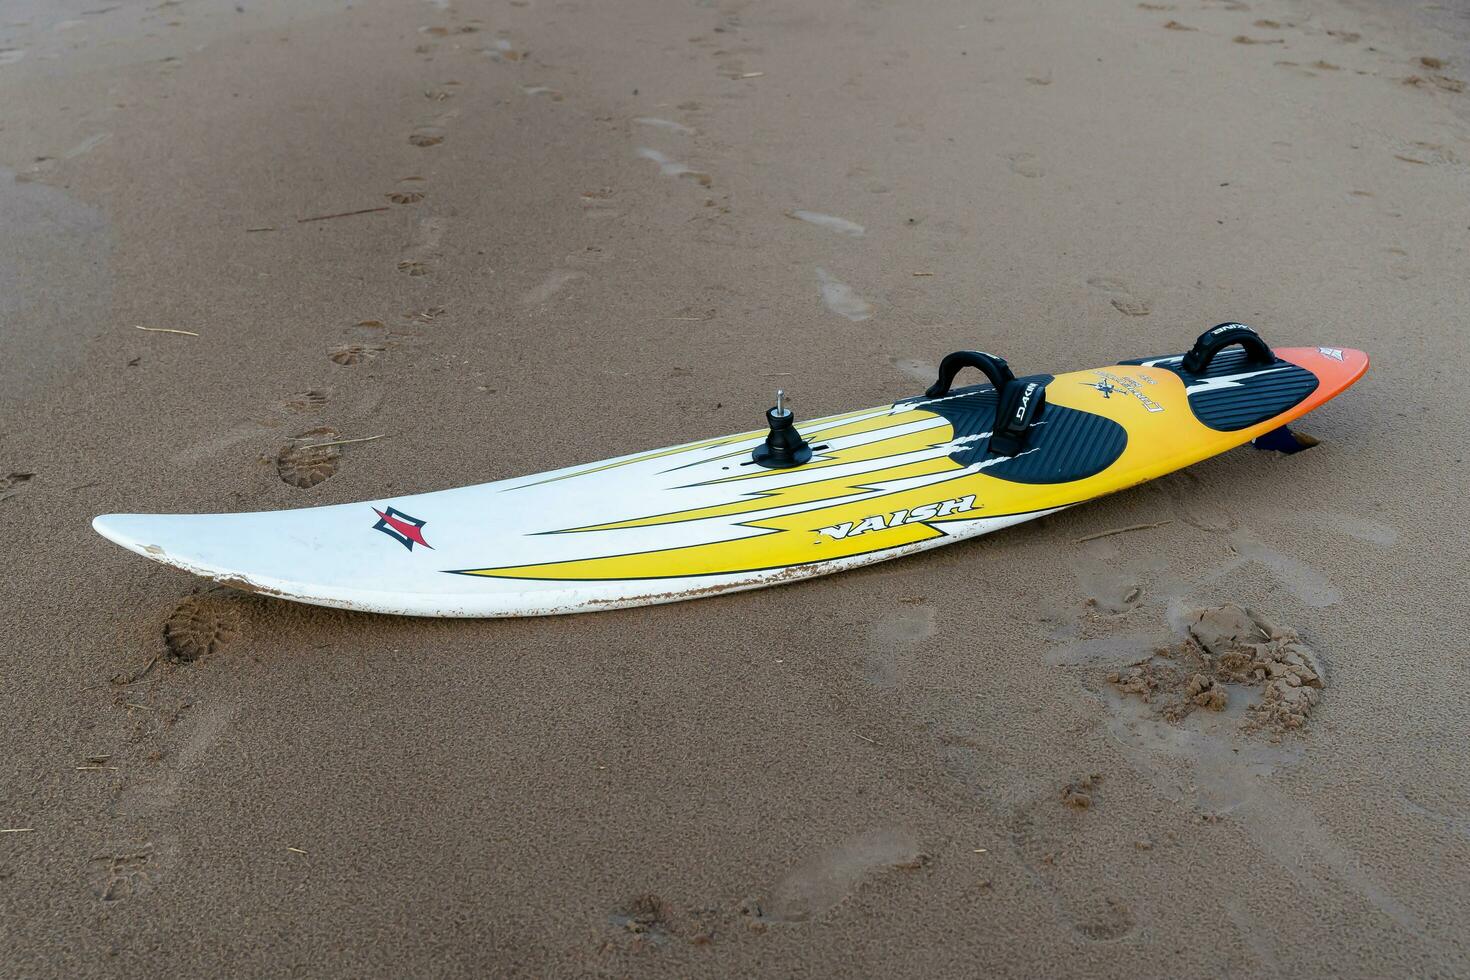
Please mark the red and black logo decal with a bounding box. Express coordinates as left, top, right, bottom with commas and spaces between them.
372, 507, 433, 551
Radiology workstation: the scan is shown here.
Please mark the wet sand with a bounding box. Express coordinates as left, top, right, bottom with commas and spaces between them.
3, 0, 1469, 975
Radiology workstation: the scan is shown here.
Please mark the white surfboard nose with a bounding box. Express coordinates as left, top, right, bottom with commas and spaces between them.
92, 513, 146, 552
94, 510, 252, 569
93, 512, 204, 567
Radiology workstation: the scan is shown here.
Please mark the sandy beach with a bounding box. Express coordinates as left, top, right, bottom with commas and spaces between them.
3, 0, 1469, 974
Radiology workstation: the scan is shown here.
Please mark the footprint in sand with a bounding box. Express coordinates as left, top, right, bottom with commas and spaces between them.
329, 343, 384, 365
1006, 152, 1045, 178
787, 209, 865, 237
1270, 509, 1398, 546
521, 269, 587, 306
1086, 275, 1152, 316
276, 426, 343, 489
408, 132, 444, 147
1076, 564, 1144, 616
864, 603, 937, 687
1041, 540, 1163, 668
1152, 470, 1236, 532
890, 356, 938, 385
815, 267, 873, 321
396, 214, 449, 279
393, 216, 448, 283
164, 591, 245, 662
1149, 476, 1339, 606
102, 691, 242, 901
746, 829, 927, 923
1225, 529, 1343, 607
1008, 780, 1139, 941
282, 389, 331, 412
90, 840, 180, 904
636, 148, 712, 187
387, 190, 425, 205
0, 471, 33, 504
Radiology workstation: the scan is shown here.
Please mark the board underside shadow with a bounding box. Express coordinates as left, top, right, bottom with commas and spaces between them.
93, 345, 1368, 616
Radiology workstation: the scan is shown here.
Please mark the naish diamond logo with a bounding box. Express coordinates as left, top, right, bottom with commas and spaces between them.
372, 507, 433, 551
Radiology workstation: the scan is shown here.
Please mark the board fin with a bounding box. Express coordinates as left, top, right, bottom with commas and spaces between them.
1252, 425, 1318, 454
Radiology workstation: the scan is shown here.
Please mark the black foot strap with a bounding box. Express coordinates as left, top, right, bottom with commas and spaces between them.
924, 350, 1049, 457
1182, 322, 1274, 374
925, 350, 1015, 399
988, 377, 1047, 456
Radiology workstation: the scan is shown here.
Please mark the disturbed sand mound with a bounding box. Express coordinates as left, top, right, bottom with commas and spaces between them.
1108, 604, 1325, 734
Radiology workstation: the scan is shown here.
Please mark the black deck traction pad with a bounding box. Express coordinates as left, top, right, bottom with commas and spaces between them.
904, 378, 1128, 484
1120, 348, 1320, 431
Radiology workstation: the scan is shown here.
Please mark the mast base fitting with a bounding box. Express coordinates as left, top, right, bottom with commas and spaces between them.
753, 405, 812, 469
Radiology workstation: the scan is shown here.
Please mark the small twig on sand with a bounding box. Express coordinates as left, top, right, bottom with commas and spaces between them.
134, 325, 199, 337
111, 655, 159, 687
286, 846, 308, 855
296, 206, 391, 223
0, 828, 34, 834
291, 434, 384, 451
912, 271, 934, 277
245, 226, 276, 233
855, 733, 879, 745
1074, 520, 1173, 544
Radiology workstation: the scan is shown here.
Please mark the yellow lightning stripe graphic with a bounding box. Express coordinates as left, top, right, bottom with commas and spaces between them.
456, 472, 983, 581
